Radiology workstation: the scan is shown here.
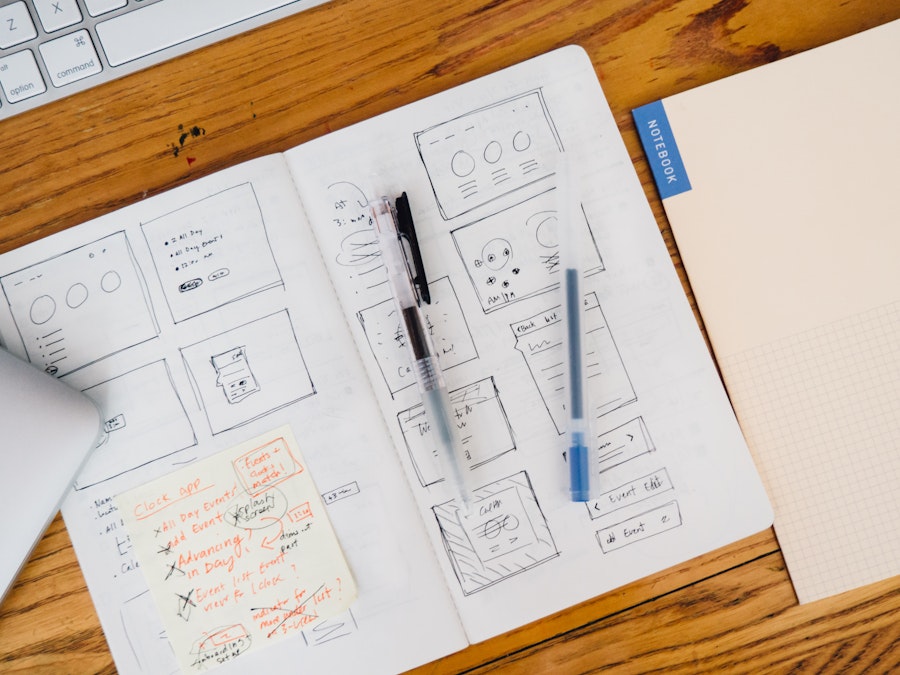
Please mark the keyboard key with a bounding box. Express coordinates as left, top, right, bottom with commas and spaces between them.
0, 0, 322, 121
83, 0, 127, 18
33, 0, 82, 33
39, 30, 102, 87
96, 0, 298, 66
0, 2, 38, 49
0, 49, 47, 102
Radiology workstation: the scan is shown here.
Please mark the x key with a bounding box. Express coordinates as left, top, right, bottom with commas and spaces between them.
34, 0, 82, 33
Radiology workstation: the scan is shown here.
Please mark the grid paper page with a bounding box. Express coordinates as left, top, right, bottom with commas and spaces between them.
721, 302, 900, 603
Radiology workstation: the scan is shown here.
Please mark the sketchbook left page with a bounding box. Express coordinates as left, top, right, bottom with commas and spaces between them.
0, 155, 467, 674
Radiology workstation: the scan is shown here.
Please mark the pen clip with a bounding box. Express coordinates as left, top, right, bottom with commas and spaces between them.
395, 192, 431, 306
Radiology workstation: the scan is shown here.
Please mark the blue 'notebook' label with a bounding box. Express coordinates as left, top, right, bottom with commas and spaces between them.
632, 100, 692, 199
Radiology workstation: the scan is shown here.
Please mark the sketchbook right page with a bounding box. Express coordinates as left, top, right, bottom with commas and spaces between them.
638, 20, 900, 603
286, 46, 772, 641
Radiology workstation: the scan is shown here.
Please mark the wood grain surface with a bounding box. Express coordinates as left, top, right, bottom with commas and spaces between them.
2, 1, 899, 673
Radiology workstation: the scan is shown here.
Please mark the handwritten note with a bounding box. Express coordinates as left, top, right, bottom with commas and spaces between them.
117, 426, 356, 672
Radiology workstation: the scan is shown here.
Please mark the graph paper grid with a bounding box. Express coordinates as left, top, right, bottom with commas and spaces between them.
721, 301, 900, 603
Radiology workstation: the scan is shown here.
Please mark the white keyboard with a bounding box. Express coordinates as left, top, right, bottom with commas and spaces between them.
0, 0, 327, 121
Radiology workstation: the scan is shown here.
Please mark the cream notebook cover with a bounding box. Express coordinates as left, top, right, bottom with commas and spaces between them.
633, 19, 900, 603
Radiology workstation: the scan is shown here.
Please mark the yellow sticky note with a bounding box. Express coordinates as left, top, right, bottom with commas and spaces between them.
117, 426, 356, 671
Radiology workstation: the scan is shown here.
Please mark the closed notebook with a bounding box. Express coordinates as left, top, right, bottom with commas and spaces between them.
633, 19, 900, 603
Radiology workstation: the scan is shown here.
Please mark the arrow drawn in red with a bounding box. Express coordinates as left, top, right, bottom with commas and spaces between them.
259, 516, 284, 550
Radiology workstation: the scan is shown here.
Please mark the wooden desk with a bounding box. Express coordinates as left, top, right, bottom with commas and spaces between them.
2, 1, 899, 672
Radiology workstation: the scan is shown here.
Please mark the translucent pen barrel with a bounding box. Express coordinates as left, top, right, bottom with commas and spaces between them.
371, 199, 418, 310
558, 157, 594, 501
370, 197, 471, 506
565, 266, 591, 501
402, 307, 471, 506
416, 359, 470, 505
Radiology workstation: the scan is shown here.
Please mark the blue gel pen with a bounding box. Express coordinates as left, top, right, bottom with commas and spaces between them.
558, 158, 593, 501
565, 266, 591, 501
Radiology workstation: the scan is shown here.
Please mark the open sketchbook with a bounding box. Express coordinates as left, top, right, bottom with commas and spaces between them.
0, 46, 771, 673
633, 20, 900, 603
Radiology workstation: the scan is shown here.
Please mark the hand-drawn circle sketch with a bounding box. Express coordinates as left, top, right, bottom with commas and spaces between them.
101, 270, 122, 293
415, 91, 563, 219
327, 181, 383, 277
483, 514, 520, 540
208, 268, 230, 281
225, 485, 289, 530
451, 150, 476, 177
179, 278, 203, 293
30, 294, 56, 325
66, 282, 89, 309
512, 130, 532, 152
529, 211, 559, 248
2, 231, 160, 378
483, 140, 503, 164
481, 238, 512, 271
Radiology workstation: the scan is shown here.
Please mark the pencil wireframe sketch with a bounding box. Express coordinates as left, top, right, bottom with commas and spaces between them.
140, 183, 283, 323
595, 501, 683, 554
358, 276, 477, 396
0, 231, 159, 376
398, 376, 515, 487
180, 310, 315, 434
452, 193, 603, 313
74, 360, 196, 489
594, 417, 655, 474
587, 466, 673, 520
432, 471, 558, 595
211, 346, 260, 404
415, 90, 563, 219
510, 293, 635, 433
